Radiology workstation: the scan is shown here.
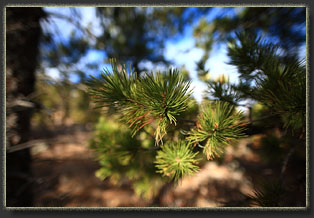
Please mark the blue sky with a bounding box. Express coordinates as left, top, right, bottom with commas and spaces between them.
41, 7, 306, 104
42, 7, 241, 103
163, 25, 239, 103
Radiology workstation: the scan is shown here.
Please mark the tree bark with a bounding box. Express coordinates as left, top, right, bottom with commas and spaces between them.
6, 7, 46, 207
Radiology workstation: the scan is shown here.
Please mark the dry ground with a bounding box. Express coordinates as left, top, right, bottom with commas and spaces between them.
29, 124, 305, 207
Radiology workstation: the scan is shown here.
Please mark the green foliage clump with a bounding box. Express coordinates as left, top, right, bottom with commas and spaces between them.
154, 141, 200, 182
187, 101, 247, 160
193, 8, 305, 68
86, 59, 192, 145
86, 31, 305, 203
204, 32, 306, 133
227, 32, 306, 131
206, 75, 242, 106
89, 116, 164, 199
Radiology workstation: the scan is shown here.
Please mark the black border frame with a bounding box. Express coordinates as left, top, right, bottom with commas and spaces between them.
0, 0, 312, 217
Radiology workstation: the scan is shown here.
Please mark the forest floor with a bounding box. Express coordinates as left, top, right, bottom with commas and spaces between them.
29, 123, 306, 207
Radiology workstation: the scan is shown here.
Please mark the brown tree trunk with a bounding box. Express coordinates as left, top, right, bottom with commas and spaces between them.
6, 7, 46, 207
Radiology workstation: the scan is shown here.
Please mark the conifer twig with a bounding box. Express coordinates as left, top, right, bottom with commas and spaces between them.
176, 117, 197, 124
220, 112, 282, 132
179, 113, 281, 131
142, 128, 155, 140
246, 113, 281, 124
279, 143, 298, 182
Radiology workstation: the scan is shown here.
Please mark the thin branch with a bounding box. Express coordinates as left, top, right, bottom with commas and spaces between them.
279, 143, 298, 182
178, 113, 281, 131
46, 11, 98, 40
141, 146, 160, 151
247, 113, 281, 124
220, 113, 282, 132
176, 117, 197, 124
142, 128, 155, 140
150, 180, 174, 206
6, 139, 54, 153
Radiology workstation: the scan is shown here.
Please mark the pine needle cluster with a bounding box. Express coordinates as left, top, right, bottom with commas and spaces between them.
154, 140, 200, 182
86, 29, 305, 204
206, 75, 242, 106
86, 59, 192, 145
227, 32, 306, 130
86, 33, 305, 190
186, 101, 247, 160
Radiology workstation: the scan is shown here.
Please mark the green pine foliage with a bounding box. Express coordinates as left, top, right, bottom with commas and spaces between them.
86, 59, 247, 184
89, 116, 164, 199
86, 59, 192, 145
206, 75, 242, 106
86, 31, 305, 205
154, 141, 200, 182
227, 32, 306, 131
85, 60, 136, 110
186, 101, 247, 160
204, 32, 305, 132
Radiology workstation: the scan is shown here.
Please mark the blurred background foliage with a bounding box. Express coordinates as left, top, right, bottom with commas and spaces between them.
89, 116, 165, 200
6, 6, 306, 207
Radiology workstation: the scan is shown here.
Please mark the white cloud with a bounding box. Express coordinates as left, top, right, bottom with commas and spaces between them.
46, 68, 60, 80
206, 44, 239, 84
164, 36, 240, 103
79, 7, 103, 37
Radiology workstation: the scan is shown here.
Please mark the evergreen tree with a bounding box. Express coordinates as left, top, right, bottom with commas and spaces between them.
86, 30, 306, 206
193, 7, 306, 80
95, 7, 211, 73
37, 7, 208, 126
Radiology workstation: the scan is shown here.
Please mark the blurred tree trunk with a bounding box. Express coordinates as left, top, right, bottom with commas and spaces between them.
6, 7, 46, 206
59, 80, 71, 126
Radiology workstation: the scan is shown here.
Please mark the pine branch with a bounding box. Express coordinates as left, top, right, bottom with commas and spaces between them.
186, 101, 247, 160
227, 32, 306, 131
150, 180, 174, 206
176, 117, 197, 124
154, 141, 200, 182
86, 60, 192, 145
205, 75, 243, 106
